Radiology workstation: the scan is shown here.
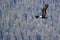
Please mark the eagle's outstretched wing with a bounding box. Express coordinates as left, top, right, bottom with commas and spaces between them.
42, 4, 49, 19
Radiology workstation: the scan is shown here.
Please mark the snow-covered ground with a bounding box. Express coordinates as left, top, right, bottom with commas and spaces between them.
0, 0, 60, 40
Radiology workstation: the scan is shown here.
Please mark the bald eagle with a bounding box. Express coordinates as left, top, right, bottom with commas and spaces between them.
35, 4, 49, 19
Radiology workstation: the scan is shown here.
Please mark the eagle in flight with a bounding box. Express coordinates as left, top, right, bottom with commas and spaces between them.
35, 4, 49, 19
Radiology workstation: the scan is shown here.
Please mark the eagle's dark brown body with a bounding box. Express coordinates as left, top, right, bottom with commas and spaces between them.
42, 4, 49, 18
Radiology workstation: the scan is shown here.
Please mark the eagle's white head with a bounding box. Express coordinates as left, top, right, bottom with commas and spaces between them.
39, 16, 42, 18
